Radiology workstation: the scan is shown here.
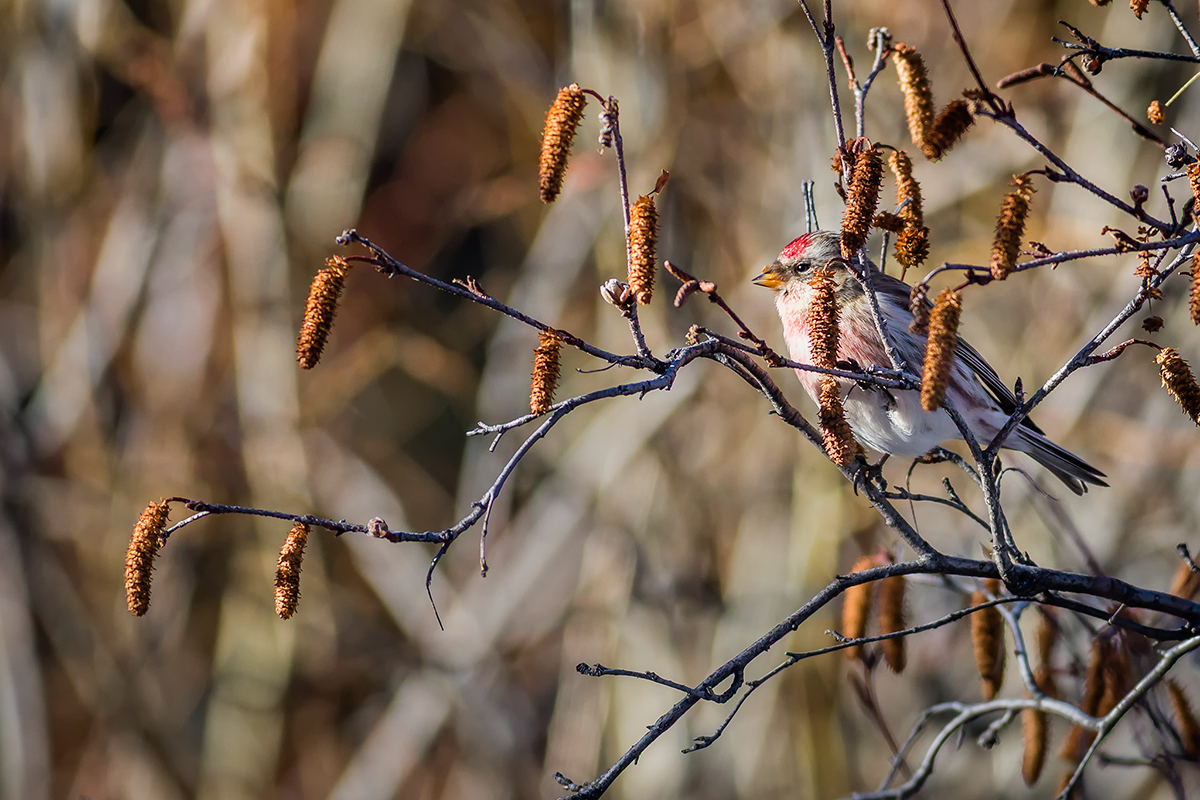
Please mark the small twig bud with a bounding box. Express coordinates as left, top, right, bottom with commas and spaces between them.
842, 555, 881, 662
628, 195, 658, 305
539, 84, 587, 203
530, 330, 563, 416
297, 256, 351, 369
275, 522, 309, 620
819, 376, 858, 467
989, 174, 1036, 281
367, 517, 389, 538
970, 579, 1006, 701
600, 278, 632, 308
808, 268, 840, 369
1156, 348, 1200, 424
840, 146, 883, 258
920, 289, 962, 412
877, 574, 907, 673
909, 283, 930, 335
1147, 100, 1164, 125
126, 500, 171, 616
1167, 679, 1200, 756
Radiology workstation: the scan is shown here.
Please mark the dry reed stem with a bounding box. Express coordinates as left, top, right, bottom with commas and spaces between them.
840, 147, 883, 258
808, 268, 840, 369
275, 522, 309, 620
297, 256, 351, 369
126, 500, 170, 616
877, 574, 907, 673
970, 579, 1006, 700
818, 376, 858, 467
538, 84, 586, 203
920, 289, 962, 412
1167, 679, 1200, 756
530, 330, 563, 416
1156, 348, 1200, 424
989, 175, 1036, 281
628, 195, 658, 304
842, 555, 881, 661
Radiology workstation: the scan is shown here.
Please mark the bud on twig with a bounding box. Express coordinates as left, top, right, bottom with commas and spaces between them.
841, 146, 883, 258
877, 574, 907, 673
1156, 348, 1200, 424
126, 500, 170, 616
808, 268, 840, 369
600, 278, 632, 308
539, 84, 587, 203
530, 330, 563, 416
920, 289, 962, 412
970, 579, 1005, 701
819, 376, 858, 467
297, 256, 351, 369
275, 522, 309, 620
628, 195, 658, 305
989, 175, 1036, 281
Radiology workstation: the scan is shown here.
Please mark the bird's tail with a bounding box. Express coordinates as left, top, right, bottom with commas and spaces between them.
1013, 427, 1108, 496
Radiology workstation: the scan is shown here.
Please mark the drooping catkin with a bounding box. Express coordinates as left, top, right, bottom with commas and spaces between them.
297, 256, 351, 369
873, 211, 905, 233
1167, 679, 1200, 756
1061, 636, 1111, 761
808, 268, 840, 369
842, 555, 880, 661
275, 522, 309, 620
923, 100, 974, 161
1190, 253, 1200, 325
894, 226, 930, 274
877, 574, 907, 673
970, 579, 1006, 700
539, 84, 587, 203
819, 376, 858, 467
1170, 557, 1200, 600
1022, 696, 1048, 784
989, 175, 1036, 281
628, 195, 658, 305
1188, 162, 1200, 210
840, 147, 884, 259
889, 150, 924, 226
909, 283, 930, 335
126, 500, 170, 616
892, 44, 934, 154
920, 289, 962, 412
529, 330, 563, 415
1035, 610, 1059, 669
1097, 641, 1131, 717
1156, 348, 1200, 424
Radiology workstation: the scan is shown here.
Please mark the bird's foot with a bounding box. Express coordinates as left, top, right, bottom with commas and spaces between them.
851, 454, 889, 495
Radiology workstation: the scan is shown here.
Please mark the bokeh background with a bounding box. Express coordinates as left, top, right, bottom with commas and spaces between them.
2, 0, 1200, 798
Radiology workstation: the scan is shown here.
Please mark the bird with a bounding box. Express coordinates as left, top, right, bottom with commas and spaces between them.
752, 230, 1107, 495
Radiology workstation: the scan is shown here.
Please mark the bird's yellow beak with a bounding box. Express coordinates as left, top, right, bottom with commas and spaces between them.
752, 265, 783, 289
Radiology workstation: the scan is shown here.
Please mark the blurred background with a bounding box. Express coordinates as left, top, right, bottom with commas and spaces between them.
2, 0, 1200, 797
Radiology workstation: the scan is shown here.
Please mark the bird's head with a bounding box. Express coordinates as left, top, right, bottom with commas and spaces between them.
752, 231, 855, 298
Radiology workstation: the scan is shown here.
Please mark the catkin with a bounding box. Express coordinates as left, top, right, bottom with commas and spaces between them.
894, 226, 930, 273
970, 579, 1006, 700
1188, 162, 1200, 210
892, 45, 934, 154
842, 555, 880, 661
1130, 0, 1149, 18
529, 330, 563, 416
840, 147, 884, 259
808, 268, 840, 369
877, 574, 907, 673
275, 522, 309, 620
1167, 680, 1200, 756
920, 289, 962, 412
1061, 637, 1111, 761
1022, 703, 1048, 784
539, 84, 587, 203
1156, 348, 1200, 424
873, 212, 905, 233
989, 175, 1036, 281
1035, 610, 1059, 669
1170, 558, 1200, 600
923, 100, 974, 161
628, 195, 658, 305
909, 283, 930, 335
126, 500, 170, 616
1148, 100, 1165, 125
1190, 253, 1200, 325
819, 376, 858, 467
889, 150, 924, 226
297, 256, 351, 369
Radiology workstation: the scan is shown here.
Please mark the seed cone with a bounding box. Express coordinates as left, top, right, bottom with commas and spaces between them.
877, 574, 907, 673
628, 195, 658, 304
126, 500, 171, 616
539, 84, 587, 203
808, 268, 840, 369
923, 100, 974, 160
920, 289, 962, 412
819, 376, 858, 467
840, 147, 883, 259
297, 256, 351, 369
893, 45, 934, 154
842, 555, 880, 661
1190, 253, 1200, 325
990, 175, 1036, 281
970, 579, 1006, 700
1156, 348, 1200, 424
275, 522, 309, 620
1167, 679, 1200, 756
530, 330, 563, 416
909, 283, 930, 335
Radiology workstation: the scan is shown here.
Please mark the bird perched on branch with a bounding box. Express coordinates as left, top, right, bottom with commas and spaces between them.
753, 230, 1106, 494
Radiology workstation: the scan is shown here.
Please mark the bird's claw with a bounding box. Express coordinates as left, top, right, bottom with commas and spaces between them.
850, 454, 889, 495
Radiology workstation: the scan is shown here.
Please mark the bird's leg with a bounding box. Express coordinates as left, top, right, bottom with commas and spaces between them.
850, 453, 889, 494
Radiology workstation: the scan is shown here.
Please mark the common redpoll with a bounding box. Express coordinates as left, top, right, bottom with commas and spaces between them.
753, 230, 1106, 494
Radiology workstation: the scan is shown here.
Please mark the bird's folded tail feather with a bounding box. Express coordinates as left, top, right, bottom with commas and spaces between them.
1013, 427, 1108, 496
